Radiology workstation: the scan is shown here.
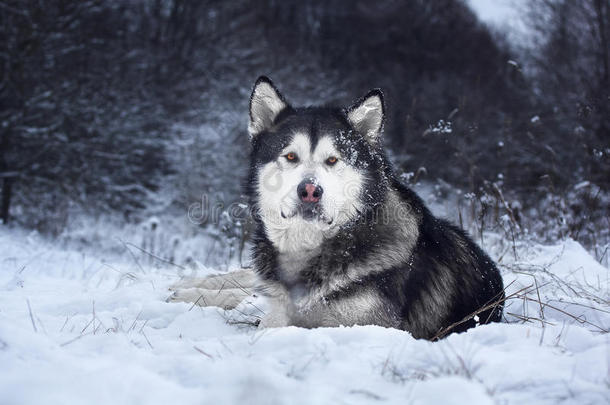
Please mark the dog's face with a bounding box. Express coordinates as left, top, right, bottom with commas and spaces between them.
247, 77, 386, 253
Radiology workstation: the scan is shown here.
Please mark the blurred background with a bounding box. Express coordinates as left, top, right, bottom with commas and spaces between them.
1, 0, 608, 267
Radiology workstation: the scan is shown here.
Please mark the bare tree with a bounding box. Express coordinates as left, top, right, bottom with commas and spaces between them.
524, 0, 609, 187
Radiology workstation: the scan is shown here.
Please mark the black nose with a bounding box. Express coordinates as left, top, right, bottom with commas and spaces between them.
297, 179, 323, 203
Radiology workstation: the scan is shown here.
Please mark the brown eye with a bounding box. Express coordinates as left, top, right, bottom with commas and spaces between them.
285, 152, 298, 162
326, 156, 338, 166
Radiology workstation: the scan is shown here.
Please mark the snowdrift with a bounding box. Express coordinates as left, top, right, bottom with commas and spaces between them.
0, 228, 608, 405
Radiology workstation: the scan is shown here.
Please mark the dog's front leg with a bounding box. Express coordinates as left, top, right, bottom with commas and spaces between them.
169, 268, 258, 291
167, 268, 257, 309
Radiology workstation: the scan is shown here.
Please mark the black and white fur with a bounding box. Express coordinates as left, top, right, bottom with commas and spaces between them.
169, 77, 504, 340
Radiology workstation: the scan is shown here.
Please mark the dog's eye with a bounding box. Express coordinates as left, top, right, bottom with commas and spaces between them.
326, 156, 338, 166
285, 152, 298, 162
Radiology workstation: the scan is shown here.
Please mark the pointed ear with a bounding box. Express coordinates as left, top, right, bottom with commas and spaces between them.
346, 89, 385, 143
248, 76, 289, 139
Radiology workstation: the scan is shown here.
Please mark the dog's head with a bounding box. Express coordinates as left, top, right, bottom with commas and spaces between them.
247, 76, 388, 253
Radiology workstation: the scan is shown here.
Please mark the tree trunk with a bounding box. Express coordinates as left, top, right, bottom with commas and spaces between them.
594, 0, 609, 89
1, 177, 13, 224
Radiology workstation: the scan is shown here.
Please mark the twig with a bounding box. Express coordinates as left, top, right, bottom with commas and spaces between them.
138, 319, 149, 333
432, 281, 530, 340
193, 345, 214, 359
118, 238, 145, 274
124, 241, 186, 270
597, 245, 608, 264
26, 299, 37, 333
547, 299, 610, 314
188, 294, 206, 311
506, 312, 554, 326
520, 296, 608, 333
60, 313, 74, 332
512, 271, 546, 326
141, 331, 154, 349
128, 311, 142, 332
60, 333, 88, 347
243, 300, 266, 316
349, 389, 386, 401
80, 317, 94, 334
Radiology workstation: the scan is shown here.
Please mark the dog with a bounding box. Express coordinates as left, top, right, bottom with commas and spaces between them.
168, 76, 504, 340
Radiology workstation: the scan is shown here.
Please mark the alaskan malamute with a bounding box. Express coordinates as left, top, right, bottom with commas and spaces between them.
169, 77, 504, 340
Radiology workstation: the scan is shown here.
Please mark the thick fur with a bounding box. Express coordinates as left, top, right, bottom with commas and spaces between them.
169, 77, 504, 340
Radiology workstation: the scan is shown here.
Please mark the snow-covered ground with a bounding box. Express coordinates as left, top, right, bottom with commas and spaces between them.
1, 225, 608, 405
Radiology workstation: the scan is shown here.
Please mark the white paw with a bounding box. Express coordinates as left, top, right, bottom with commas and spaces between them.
258, 308, 291, 328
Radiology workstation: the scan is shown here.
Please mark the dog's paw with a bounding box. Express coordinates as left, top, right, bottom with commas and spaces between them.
166, 287, 203, 304
166, 287, 253, 310
258, 310, 291, 329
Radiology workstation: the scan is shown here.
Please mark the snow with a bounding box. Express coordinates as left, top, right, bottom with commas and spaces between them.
426, 119, 452, 135
1, 226, 608, 405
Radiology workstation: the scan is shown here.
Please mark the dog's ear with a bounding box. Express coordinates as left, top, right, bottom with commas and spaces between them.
346, 89, 385, 143
248, 76, 289, 139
